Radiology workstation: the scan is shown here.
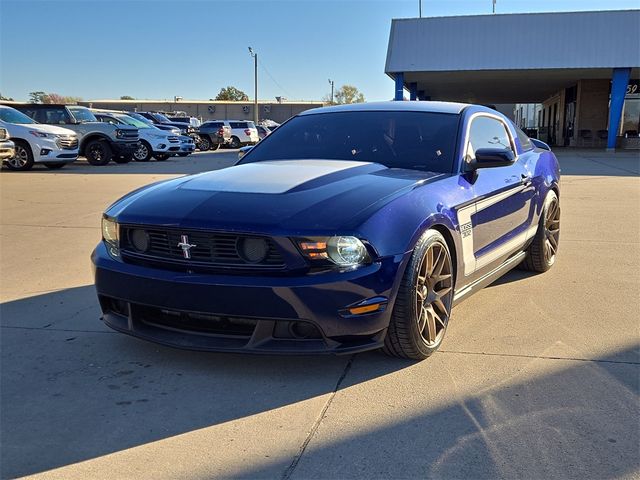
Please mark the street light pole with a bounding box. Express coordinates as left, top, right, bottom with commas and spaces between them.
419, 0, 422, 18
248, 47, 258, 124
492, 0, 496, 13
328, 79, 334, 104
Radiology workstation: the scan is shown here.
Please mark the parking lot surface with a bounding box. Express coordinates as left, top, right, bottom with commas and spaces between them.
1, 150, 639, 479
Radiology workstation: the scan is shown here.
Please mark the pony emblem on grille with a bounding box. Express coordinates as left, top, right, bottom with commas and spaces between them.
177, 235, 197, 259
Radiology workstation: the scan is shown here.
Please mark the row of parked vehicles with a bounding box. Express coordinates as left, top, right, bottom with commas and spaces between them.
0, 102, 279, 171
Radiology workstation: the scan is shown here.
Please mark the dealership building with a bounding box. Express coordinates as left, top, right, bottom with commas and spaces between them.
79, 99, 324, 125
385, 9, 640, 149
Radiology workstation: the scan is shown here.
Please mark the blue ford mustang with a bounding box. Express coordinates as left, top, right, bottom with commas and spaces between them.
92, 101, 560, 360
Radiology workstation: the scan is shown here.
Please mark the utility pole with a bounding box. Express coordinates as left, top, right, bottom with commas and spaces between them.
328, 79, 334, 104
419, 0, 422, 17
248, 47, 258, 124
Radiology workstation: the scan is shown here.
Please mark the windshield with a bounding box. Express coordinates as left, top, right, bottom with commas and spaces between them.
151, 113, 171, 123
240, 111, 460, 173
115, 114, 152, 129
69, 107, 97, 123
127, 112, 154, 125
0, 107, 37, 124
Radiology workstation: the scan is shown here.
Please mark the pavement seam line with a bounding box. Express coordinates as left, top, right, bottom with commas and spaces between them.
0, 325, 116, 334
281, 354, 355, 480
437, 349, 639, 365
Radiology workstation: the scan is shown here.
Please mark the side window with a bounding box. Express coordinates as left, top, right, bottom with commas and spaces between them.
515, 126, 533, 151
468, 116, 513, 157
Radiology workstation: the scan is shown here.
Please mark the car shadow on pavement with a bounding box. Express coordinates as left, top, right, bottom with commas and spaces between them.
0, 285, 415, 478
236, 344, 640, 479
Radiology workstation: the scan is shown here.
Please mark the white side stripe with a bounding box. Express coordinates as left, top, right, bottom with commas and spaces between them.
456, 184, 528, 276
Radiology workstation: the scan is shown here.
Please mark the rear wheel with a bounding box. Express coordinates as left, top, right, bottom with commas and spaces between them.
85, 140, 112, 166
384, 229, 454, 360
44, 162, 66, 169
133, 141, 152, 162
5, 141, 34, 171
198, 136, 211, 151
521, 190, 560, 272
230, 136, 241, 149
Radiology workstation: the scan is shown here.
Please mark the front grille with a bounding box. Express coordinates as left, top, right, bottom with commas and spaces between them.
134, 304, 257, 337
120, 131, 139, 141
120, 226, 286, 272
168, 136, 180, 143
56, 136, 78, 150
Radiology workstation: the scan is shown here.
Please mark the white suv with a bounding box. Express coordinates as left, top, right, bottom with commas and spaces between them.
93, 111, 182, 162
228, 120, 259, 148
0, 105, 78, 171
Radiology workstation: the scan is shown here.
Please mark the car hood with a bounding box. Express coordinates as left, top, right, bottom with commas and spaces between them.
15, 123, 77, 136
107, 160, 446, 233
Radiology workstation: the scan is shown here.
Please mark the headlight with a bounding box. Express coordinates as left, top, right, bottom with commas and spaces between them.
115, 129, 126, 139
102, 216, 120, 257
149, 133, 166, 139
29, 130, 49, 138
297, 236, 370, 267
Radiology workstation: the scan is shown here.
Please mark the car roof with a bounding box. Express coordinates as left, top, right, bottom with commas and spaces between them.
300, 100, 472, 116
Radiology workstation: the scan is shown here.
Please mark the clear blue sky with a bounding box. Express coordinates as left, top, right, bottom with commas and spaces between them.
1, 0, 638, 102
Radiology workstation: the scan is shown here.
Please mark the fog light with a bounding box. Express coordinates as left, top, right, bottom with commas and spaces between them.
40, 149, 51, 156
157, 144, 166, 149
238, 237, 268, 263
130, 229, 150, 252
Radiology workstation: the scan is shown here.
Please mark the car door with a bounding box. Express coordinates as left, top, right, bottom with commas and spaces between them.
463, 114, 535, 276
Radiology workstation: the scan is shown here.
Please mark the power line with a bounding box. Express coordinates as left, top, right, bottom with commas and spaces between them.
258, 58, 292, 98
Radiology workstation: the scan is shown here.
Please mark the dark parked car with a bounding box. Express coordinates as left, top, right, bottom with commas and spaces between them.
93, 101, 560, 360
198, 121, 232, 150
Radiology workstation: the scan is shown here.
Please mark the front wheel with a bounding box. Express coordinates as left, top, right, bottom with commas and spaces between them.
85, 140, 112, 166
5, 141, 34, 171
384, 229, 454, 360
133, 141, 152, 162
521, 190, 560, 272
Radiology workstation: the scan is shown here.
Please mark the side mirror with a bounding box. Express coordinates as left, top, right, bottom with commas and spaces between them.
237, 146, 253, 161
471, 148, 515, 169
530, 138, 551, 151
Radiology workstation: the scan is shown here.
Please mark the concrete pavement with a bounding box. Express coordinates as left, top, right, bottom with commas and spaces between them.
1, 150, 638, 479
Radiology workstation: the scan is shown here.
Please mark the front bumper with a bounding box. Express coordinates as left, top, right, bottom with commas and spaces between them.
112, 141, 140, 156
92, 243, 407, 354
0, 140, 15, 160
31, 137, 78, 163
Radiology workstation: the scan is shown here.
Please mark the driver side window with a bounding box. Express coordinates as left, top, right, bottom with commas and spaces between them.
468, 116, 513, 156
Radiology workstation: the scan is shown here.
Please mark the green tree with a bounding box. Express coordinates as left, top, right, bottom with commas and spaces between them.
0, 93, 13, 101
215, 86, 249, 101
29, 91, 49, 103
120, 95, 135, 100
334, 85, 365, 104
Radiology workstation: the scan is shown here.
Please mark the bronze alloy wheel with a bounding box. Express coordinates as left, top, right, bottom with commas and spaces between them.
544, 195, 560, 265
415, 240, 453, 347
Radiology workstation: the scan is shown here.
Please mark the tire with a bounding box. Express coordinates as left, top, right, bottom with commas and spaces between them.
154, 153, 170, 161
5, 141, 34, 171
521, 190, 560, 273
384, 229, 454, 360
230, 136, 241, 149
44, 162, 66, 169
198, 136, 211, 151
84, 139, 113, 166
133, 141, 152, 162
